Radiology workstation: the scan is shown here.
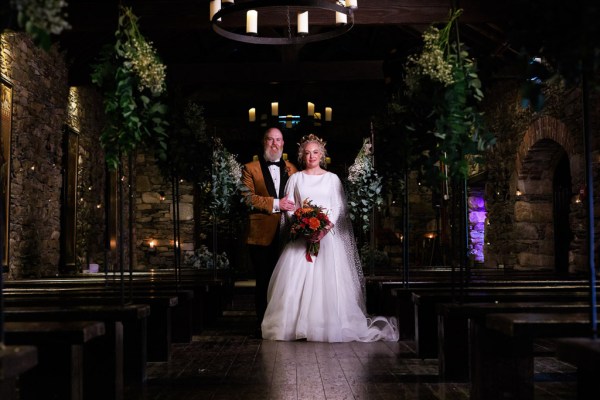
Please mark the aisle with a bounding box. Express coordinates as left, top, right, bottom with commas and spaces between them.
124, 280, 577, 400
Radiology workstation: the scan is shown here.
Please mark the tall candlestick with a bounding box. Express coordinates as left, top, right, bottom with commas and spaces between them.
325, 107, 332, 121
248, 108, 256, 122
307, 102, 315, 116
271, 102, 279, 116
246, 10, 258, 34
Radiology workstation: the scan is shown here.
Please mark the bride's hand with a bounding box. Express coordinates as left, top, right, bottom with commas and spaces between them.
309, 223, 333, 242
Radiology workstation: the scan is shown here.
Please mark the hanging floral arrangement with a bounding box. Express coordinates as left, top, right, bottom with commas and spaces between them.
347, 137, 383, 233
404, 8, 495, 181
91, 6, 168, 170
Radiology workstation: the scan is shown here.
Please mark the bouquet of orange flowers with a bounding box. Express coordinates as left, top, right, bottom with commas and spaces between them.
289, 198, 332, 262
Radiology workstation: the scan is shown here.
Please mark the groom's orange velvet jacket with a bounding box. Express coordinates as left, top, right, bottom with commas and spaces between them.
242, 158, 297, 246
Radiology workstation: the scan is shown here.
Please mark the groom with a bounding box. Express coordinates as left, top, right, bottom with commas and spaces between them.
242, 127, 297, 336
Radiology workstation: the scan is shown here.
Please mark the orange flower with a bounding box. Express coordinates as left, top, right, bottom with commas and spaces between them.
308, 217, 320, 230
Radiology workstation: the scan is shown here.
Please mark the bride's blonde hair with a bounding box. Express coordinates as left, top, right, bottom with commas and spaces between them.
297, 134, 327, 169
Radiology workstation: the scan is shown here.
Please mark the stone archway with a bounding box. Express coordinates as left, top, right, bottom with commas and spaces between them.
513, 116, 577, 271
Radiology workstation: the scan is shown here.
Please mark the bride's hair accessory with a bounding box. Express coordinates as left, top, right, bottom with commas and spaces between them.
298, 134, 326, 147
297, 134, 328, 169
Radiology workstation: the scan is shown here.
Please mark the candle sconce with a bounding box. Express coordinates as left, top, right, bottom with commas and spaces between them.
248, 101, 333, 132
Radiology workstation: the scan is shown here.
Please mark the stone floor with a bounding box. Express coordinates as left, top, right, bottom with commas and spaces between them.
123, 282, 580, 400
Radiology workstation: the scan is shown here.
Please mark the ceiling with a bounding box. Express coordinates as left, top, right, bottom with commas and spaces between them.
57, 0, 515, 163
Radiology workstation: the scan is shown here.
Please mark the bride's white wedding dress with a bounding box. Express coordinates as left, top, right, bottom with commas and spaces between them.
261, 171, 399, 342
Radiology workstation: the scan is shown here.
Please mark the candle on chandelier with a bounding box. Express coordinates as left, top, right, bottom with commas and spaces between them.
307, 102, 315, 116
249, 107, 256, 122
209, 0, 221, 21
336, 1, 347, 24
297, 11, 309, 35
325, 107, 332, 121
271, 102, 279, 116
246, 10, 258, 34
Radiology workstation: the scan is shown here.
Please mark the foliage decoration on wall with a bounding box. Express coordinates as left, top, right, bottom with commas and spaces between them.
347, 138, 383, 233
91, 6, 168, 170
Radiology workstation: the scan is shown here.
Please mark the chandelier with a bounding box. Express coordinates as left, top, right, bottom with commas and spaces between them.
209, 0, 357, 45
249, 101, 333, 128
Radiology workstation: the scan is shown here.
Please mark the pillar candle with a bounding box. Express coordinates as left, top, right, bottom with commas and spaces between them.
210, 0, 221, 21
271, 102, 279, 116
336, 1, 347, 25
248, 108, 256, 122
325, 107, 332, 121
307, 102, 314, 116
246, 10, 258, 34
297, 11, 309, 35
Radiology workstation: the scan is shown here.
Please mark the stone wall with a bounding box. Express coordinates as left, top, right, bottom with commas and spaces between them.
482, 75, 599, 274
135, 152, 195, 270
1, 32, 67, 277
0, 32, 107, 277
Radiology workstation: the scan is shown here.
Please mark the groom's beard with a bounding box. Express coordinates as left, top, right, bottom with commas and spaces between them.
264, 148, 283, 163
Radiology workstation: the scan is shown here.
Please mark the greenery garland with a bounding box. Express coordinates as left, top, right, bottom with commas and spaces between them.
403, 8, 495, 183
347, 138, 383, 233
91, 6, 168, 170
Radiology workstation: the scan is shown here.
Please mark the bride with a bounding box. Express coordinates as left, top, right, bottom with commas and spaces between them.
261, 134, 399, 342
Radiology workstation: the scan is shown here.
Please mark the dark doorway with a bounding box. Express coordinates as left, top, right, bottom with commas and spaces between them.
553, 153, 571, 275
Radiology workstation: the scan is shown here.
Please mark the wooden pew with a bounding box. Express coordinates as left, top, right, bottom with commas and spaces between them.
470, 312, 597, 400
411, 289, 594, 358
436, 301, 596, 381
4, 303, 149, 385
0, 346, 38, 400
555, 337, 600, 400
4, 321, 105, 400
3, 294, 177, 362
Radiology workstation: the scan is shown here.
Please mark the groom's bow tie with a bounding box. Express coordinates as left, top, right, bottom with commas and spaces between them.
266, 160, 281, 166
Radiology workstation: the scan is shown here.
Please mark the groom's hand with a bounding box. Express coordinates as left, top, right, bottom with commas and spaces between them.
279, 195, 295, 211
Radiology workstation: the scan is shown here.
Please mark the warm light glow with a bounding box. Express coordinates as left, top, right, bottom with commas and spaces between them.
283, 153, 288, 161
149, 240, 156, 248
325, 107, 332, 121
248, 107, 256, 122
325, 156, 331, 164
515, 189, 522, 196
297, 11, 309, 35
307, 102, 315, 116
271, 102, 279, 116
425, 232, 436, 239
346, 0, 358, 8
210, 0, 221, 21
246, 10, 258, 34
285, 115, 293, 129
67, 87, 82, 132
253, 155, 259, 161
96, 204, 102, 209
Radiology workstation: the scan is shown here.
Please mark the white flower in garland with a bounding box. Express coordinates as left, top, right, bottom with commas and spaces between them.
11, 0, 71, 35
123, 36, 167, 95
210, 138, 243, 216
347, 138, 383, 232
